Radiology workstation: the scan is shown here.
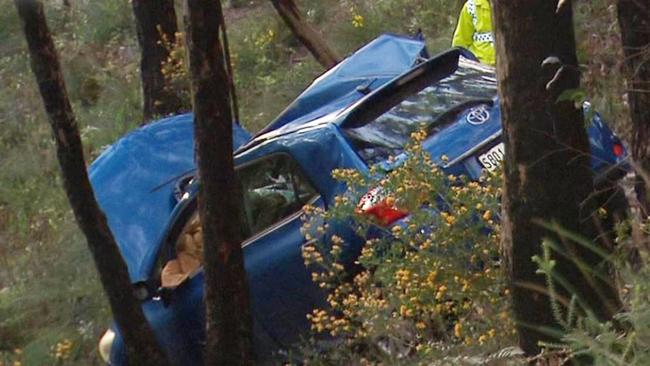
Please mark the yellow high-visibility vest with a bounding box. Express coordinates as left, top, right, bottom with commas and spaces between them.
452, 0, 495, 65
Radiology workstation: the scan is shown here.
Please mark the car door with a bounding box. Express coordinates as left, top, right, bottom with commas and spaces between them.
237, 153, 326, 347
151, 152, 326, 362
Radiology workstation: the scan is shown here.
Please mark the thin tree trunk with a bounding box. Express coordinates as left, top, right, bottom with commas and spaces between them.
14, 1, 169, 365
132, 0, 186, 122
493, 0, 620, 356
217, 6, 240, 124
617, 0, 650, 214
183, 0, 252, 364
270, 0, 340, 68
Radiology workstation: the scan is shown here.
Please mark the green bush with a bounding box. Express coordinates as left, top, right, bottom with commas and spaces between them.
299, 132, 517, 364
533, 218, 650, 366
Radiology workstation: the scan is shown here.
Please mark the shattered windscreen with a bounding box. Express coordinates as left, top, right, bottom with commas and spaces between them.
344, 59, 497, 165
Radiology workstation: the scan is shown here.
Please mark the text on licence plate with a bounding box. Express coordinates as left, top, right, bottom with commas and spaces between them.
478, 142, 505, 172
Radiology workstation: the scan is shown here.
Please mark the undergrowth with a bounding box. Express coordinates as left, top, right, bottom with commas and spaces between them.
298, 131, 518, 365
0, 0, 633, 364
532, 218, 650, 366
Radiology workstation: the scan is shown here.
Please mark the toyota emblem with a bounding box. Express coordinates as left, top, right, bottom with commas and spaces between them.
466, 105, 491, 125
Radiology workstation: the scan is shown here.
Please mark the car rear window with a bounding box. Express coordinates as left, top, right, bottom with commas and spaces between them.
344, 59, 497, 165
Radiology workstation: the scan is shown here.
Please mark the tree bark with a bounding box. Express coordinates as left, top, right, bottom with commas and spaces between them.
217, 5, 240, 124
14, 1, 169, 365
270, 0, 340, 68
183, 0, 252, 365
617, 0, 650, 214
132, 0, 186, 122
493, 0, 620, 356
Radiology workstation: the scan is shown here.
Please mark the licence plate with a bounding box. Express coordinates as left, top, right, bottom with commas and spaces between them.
478, 142, 505, 172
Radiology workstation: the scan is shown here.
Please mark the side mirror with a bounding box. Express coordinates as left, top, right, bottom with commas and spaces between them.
132, 280, 173, 307
132, 280, 157, 302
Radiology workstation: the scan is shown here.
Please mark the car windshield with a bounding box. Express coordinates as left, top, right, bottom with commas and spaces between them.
344, 58, 497, 165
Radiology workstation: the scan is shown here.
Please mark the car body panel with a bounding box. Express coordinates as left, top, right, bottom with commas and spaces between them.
106, 123, 370, 363
88, 114, 251, 280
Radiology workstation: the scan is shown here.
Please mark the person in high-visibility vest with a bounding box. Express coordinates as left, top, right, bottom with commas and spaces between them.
452, 0, 495, 66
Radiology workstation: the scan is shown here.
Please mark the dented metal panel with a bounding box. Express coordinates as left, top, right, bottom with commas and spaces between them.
88, 114, 251, 280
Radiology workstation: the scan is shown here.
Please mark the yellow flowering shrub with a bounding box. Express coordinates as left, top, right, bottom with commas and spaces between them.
159, 30, 191, 106
352, 14, 365, 28
0, 348, 22, 366
301, 131, 516, 363
51, 338, 74, 363
158, 25, 283, 106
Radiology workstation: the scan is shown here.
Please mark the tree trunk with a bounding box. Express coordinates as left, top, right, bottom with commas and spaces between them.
493, 0, 620, 356
270, 0, 340, 68
132, 0, 186, 122
14, 1, 169, 365
217, 6, 240, 124
183, 1, 252, 365
617, 0, 650, 215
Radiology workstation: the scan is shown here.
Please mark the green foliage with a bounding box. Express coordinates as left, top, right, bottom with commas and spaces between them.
0, 1, 138, 362
532, 217, 650, 366
0, 0, 633, 364
328, 0, 462, 53
299, 132, 517, 364
68, 0, 135, 45
574, 0, 631, 138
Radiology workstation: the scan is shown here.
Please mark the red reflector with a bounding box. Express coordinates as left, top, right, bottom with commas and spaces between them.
613, 143, 624, 157
357, 187, 408, 226
365, 203, 408, 226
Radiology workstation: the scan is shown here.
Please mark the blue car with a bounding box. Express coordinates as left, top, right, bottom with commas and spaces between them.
90, 34, 628, 365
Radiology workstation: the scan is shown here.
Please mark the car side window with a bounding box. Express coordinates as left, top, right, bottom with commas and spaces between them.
239, 153, 318, 237
158, 153, 318, 288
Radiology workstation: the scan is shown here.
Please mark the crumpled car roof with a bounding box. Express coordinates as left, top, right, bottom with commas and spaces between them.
257, 33, 428, 134
89, 114, 250, 279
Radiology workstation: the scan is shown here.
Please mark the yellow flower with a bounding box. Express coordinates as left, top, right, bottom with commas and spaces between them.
461, 281, 470, 292
444, 214, 456, 226
435, 285, 447, 300
399, 305, 413, 317
330, 244, 342, 256
53, 338, 74, 361
482, 210, 492, 221
352, 14, 364, 28
454, 322, 463, 338
331, 235, 344, 245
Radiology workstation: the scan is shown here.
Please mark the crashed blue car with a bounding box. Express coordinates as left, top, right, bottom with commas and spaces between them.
89, 34, 628, 365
